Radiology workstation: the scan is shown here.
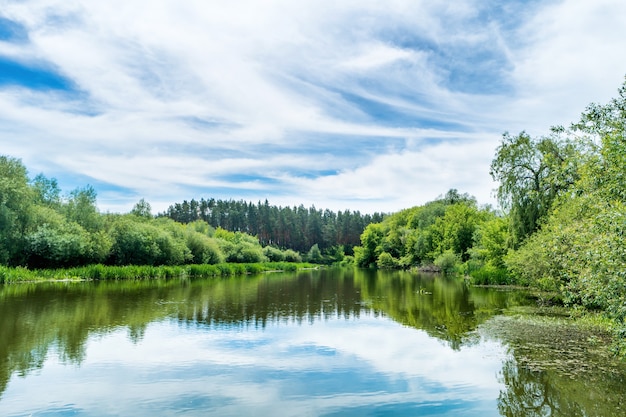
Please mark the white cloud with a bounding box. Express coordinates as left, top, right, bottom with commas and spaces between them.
0, 0, 625, 213
2, 316, 508, 416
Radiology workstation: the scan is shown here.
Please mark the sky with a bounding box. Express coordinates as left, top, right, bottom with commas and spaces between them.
1, 0, 625, 215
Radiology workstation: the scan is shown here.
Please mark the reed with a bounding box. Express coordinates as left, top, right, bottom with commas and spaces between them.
0, 262, 315, 283
468, 264, 511, 285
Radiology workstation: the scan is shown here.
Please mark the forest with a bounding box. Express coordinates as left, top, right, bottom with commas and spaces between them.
0, 157, 381, 271
161, 198, 384, 254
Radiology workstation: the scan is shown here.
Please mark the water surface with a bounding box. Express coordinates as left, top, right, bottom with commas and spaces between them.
0, 268, 624, 416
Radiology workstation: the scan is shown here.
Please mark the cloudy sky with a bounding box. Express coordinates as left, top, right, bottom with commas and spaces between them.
1, 0, 625, 214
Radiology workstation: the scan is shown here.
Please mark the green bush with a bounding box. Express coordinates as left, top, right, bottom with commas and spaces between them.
434, 250, 460, 275
376, 252, 398, 269
263, 246, 285, 262
283, 249, 302, 263
186, 231, 224, 264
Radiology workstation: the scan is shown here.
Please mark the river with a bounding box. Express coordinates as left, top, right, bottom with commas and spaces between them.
0, 268, 624, 416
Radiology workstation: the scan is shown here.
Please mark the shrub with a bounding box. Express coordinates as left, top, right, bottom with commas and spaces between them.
283, 249, 302, 263
434, 250, 460, 275
376, 252, 398, 269
263, 246, 285, 262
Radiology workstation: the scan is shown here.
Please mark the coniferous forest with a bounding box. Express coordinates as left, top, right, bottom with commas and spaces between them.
160, 198, 384, 254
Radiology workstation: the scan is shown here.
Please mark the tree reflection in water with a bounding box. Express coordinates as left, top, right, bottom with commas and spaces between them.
0, 269, 624, 416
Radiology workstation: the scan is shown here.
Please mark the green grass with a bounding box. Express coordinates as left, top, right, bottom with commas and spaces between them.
468, 264, 512, 285
0, 262, 315, 283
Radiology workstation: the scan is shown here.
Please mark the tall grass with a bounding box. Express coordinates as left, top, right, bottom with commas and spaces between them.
468, 264, 511, 285
0, 262, 314, 283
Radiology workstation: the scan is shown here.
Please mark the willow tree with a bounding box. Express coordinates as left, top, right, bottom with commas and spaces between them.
490, 130, 582, 247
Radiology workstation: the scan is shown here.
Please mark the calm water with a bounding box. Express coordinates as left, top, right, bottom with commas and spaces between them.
0, 268, 624, 416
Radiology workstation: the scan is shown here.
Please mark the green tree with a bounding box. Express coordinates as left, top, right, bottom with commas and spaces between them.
130, 198, 153, 219
0, 156, 34, 265
64, 186, 102, 232
306, 243, 323, 263
490, 131, 581, 247
31, 173, 61, 209
354, 223, 385, 267
470, 215, 509, 269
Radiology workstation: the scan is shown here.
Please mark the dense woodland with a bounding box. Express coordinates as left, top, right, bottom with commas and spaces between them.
161, 198, 384, 254
0, 157, 380, 269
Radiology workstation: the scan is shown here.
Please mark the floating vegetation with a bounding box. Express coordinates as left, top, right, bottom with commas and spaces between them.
479, 308, 624, 378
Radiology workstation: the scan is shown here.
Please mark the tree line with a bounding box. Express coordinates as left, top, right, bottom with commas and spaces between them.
0, 164, 314, 269
0, 157, 383, 269
160, 198, 384, 254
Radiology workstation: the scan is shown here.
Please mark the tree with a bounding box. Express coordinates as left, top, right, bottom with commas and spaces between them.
64, 185, 102, 232
354, 223, 385, 267
0, 156, 33, 265
306, 243, 322, 263
490, 131, 581, 247
31, 173, 61, 208
470, 215, 509, 269
130, 198, 153, 219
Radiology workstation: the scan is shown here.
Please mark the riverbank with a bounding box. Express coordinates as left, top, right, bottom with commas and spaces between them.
0, 262, 315, 284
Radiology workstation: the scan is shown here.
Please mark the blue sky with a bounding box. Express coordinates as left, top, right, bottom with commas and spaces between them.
1, 0, 625, 214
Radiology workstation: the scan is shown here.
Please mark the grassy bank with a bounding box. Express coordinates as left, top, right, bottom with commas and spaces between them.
0, 262, 316, 283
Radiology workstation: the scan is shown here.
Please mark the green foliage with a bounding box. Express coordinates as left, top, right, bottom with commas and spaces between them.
162, 197, 384, 254
130, 198, 153, 219
306, 243, 323, 263
468, 264, 510, 285
0, 262, 313, 283
64, 186, 102, 232
355, 223, 386, 267
31, 173, 61, 208
214, 228, 266, 263
469, 215, 509, 269
0, 156, 34, 265
185, 231, 224, 264
283, 249, 302, 263
434, 250, 460, 275
490, 131, 582, 247
107, 217, 187, 266
376, 252, 398, 269
354, 191, 489, 270
495, 76, 626, 353
262, 245, 285, 262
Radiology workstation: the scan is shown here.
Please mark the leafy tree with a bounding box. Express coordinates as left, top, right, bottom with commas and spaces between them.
283, 249, 302, 263
107, 217, 187, 265
434, 250, 460, 275
354, 223, 386, 267
214, 228, 266, 263
490, 131, 582, 247
31, 174, 61, 208
306, 243, 323, 263
0, 156, 34, 265
64, 186, 102, 232
376, 251, 398, 269
130, 198, 153, 219
470, 215, 509, 269
26, 206, 112, 268
430, 203, 483, 261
